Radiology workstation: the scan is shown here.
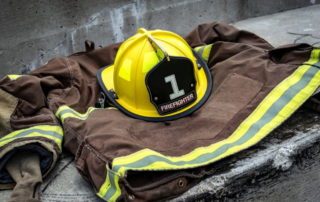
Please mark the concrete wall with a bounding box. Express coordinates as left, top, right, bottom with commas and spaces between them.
0, 0, 319, 77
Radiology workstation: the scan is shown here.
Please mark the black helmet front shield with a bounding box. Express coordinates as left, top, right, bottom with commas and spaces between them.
146, 56, 197, 115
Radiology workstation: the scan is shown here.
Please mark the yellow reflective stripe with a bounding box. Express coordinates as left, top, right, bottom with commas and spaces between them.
225, 53, 320, 156
194, 44, 213, 62
55, 105, 117, 123
194, 46, 202, 52
97, 166, 121, 202
99, 48, 320, 201
201, 44, 213, 62
97, 168, 111, 200
0, 125, 63, 150
55, 106, 96, 123
7, 74, 22, 80
109, 174, 121, 202
229, 50, 319, 140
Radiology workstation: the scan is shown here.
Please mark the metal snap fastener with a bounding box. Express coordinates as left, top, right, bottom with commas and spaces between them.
128, 194, 135, 200
177, 179, 185, 188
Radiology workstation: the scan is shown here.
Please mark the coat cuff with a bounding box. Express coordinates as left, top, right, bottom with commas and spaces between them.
0, 125, 63, 189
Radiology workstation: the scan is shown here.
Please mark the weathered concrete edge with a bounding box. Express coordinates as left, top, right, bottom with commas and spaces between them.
170, 119, 320, 201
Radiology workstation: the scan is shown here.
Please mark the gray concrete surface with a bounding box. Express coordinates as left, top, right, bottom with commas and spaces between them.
0, 0, 319, 78
1, 3, 320, 202
235, 4, 320, 46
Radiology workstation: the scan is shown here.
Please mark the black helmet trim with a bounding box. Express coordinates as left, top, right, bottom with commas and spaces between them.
97, 50, 213, 122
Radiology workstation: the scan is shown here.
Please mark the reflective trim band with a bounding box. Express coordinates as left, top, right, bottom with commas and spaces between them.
98, 48, 320, 201
56, 106, 97, 123
0, 125, 63, 150
7, 75, 22, 80
97, 166, 121, 202
194, 44, 213, 63
193, 46, 202, 52
55, 105, 117, 123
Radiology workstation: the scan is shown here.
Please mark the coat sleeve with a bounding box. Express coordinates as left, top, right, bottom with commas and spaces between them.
0, 58, 70, 191
185, 21, 274, 49
0, 41, 120, 194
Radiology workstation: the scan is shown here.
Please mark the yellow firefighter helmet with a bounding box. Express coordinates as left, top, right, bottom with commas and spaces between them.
97, 28, 212, 121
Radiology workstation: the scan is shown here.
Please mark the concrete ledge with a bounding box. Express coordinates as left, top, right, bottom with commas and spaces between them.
0, 0, 319, 77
